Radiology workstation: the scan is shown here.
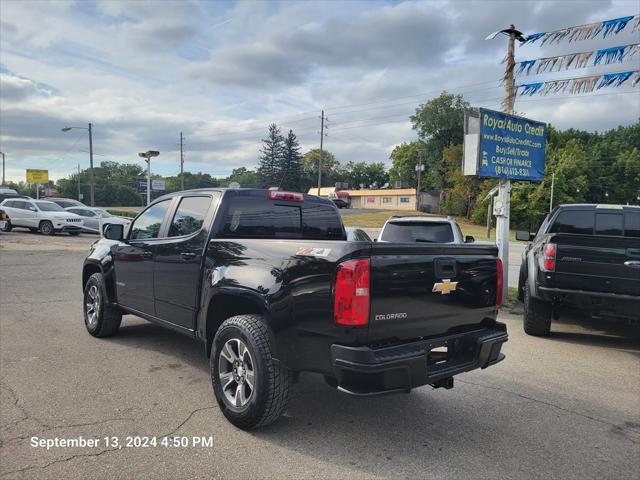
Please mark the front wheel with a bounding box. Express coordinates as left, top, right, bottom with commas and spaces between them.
1, 221, 12, 232
83, 273, 122, 337
211, 315, 292, 429
523, 279, 552, 336
39, 220, 54, 236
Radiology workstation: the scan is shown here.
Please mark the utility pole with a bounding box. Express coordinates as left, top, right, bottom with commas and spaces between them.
88, 122, 94, 206
180, 132, 185, 191
77, 164, 81, 201
495, 24, 518, 304
0, 151, 5, 185
549, 172, 555, 212
415, 150, 425, 211
317, 109, 325, 196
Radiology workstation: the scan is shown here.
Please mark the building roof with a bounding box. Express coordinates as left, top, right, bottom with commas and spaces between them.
344, 188, 416, 197
307, 187, 337, 196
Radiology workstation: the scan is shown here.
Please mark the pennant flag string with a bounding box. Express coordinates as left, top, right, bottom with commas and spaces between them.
516, 44, 640, 76
518, 70, 639, 96
522, 15, 639, 45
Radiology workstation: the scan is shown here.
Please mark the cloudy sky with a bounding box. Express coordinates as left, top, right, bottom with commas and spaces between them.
1, 0, 638, 182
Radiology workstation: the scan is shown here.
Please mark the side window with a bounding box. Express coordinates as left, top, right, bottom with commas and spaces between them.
169, 196, 212, 237
625, 212, 640, 238
3, 201, 17, 208
223, 198, 301, 238
549, 210, 594, 235
595, 213, 623, 236
129, 200, 171, 240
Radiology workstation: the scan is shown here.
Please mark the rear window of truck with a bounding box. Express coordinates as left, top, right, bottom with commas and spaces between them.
221, 196, 343, 240
381, 221, 454, 243
549, 209, 639, 237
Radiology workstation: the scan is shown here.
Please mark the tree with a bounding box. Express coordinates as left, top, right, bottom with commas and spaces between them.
410, 92, 469, 189
388, 142, 425, 189
300, 149, 339, 189
343, 161, 388, 189
280, 130, 302, 191
257, 123, 285, 188
218, 167, 259, 188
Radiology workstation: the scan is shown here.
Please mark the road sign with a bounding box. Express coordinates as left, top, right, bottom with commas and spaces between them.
138, 181, 147, 193
26, 169, 49, 183
477, 108, 546, 181
152, 179, 165, 191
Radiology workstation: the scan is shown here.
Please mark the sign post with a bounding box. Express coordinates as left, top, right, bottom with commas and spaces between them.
464, 108, 547, 303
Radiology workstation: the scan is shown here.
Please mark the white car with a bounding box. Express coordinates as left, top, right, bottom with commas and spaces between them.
64, 206, 131, 234
377, 216, 474, 244
0, 198, 84, 235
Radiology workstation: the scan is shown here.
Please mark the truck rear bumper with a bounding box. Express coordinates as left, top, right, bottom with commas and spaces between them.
538, 286, 640, 319
330, 323, 507, 395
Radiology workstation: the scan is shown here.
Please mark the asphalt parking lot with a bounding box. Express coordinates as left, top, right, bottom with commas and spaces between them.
1, 231, 639, 479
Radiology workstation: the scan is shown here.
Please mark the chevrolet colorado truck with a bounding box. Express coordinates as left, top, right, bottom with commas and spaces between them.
82, 188, 507, 429
517, 204, 640, 335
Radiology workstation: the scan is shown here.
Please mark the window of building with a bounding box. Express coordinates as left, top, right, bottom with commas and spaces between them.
399, 197, 410, 203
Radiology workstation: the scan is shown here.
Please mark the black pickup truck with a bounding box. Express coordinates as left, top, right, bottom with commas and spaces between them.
517, 204, 640, 335
82, 188, 507, 429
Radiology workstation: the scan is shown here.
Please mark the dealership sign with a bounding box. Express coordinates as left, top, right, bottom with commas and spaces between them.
464, 108, 547, 181
26, 169, 49, 183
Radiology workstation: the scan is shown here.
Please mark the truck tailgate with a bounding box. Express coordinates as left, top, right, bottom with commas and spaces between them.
368, 243, 499, 343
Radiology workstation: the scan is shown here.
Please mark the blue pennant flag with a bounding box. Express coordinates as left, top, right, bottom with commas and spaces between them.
597, 71, 634, 89
519, 83, 544, 96
523, 32, 545, 44
602, 16, 634, 37
517, 60, 536, 75
594, 46, 629, 65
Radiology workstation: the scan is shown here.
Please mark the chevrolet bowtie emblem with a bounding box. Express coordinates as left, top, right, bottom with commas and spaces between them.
432, 279, 458, 295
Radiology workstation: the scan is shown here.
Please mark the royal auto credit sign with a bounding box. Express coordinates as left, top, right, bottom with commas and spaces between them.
478, 108, 547, 181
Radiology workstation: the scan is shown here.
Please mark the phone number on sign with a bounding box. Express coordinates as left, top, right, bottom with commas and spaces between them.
31, 436, 214, 450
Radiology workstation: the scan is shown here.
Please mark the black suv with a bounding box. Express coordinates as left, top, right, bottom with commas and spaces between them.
517, 204, 640, 335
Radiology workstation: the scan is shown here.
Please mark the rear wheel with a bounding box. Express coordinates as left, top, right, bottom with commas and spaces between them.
523, 279, 552, 336
211, 315, 292, 429
39, 220, 54, 236
83, 273, 122, 337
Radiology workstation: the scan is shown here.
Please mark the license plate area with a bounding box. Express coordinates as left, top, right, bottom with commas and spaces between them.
426, 337, 475, 373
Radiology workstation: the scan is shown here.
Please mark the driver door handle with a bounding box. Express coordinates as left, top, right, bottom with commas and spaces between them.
143, 251, 153, 259
624, 260, 640, 269
181, 252, 196, 261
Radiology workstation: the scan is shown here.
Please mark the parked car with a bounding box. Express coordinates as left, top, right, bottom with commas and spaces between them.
516, 204, 640, 336
0, 198, 84, 235
329, 191, 350, 209
82, 188, 506, 429
65, 206, 131, 234
43, 197, 86, 209
377, 216, 474, 243
0, 187, 29, 203
0, 209, 10, 232
345, 227, 372, 241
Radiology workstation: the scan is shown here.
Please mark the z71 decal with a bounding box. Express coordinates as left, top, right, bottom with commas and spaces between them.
296, 247, 331, 257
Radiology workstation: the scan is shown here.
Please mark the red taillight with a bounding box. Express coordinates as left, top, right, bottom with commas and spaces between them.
542, 243, 557, 272
268, 190, 304, 202
334, 259, 370, 326
496, 258, 503, 309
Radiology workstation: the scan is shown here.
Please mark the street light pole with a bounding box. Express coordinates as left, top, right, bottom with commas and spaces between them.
0, 151, 5, 185
138, 151, 160, 206
61, 124, 95, 206
88, 123, 94, 206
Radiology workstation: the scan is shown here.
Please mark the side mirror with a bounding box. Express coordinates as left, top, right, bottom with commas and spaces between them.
516, 230, 534, 242
464, 235, 475, 244
104, 223, 124, 241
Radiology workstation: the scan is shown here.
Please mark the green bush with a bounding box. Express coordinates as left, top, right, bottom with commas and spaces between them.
107, 209, 137, 218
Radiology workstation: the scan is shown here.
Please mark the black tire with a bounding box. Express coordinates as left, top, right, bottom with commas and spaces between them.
29, 227, 38, 233
1, 221, 11, 232
39, 220, 54, 236
523, 279, 552, 336
68, 231, 81, 236
211, 315, 292, 429
83, 273, 122, 337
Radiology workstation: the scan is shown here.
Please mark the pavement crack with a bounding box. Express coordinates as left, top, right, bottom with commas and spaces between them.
458, 378, 626, 430
162, 406, 215, 437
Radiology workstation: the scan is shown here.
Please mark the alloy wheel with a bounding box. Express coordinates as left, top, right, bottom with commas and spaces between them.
218, 338, 255, 408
